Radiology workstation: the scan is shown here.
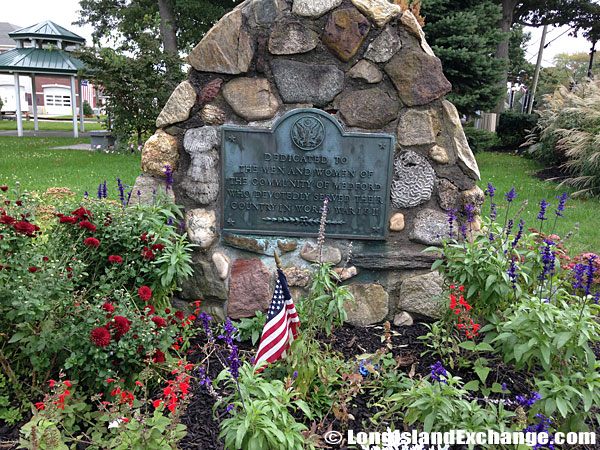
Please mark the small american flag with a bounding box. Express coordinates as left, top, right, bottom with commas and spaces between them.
254, 269, 300, 372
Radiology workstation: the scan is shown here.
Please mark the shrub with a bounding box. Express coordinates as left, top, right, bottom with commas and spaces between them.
497, 111, 538, 149
83, 100, 94, 116
463, 126, 499, 153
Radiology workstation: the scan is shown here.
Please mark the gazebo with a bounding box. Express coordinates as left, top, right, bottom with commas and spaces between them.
0, 20, 87, 137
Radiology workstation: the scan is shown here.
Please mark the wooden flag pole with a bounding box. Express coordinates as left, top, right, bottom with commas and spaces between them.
273, 249, 282, 269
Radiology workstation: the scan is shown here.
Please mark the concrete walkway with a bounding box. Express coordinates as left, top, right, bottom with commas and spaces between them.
0, 130, 92, 138
51, 143, 93, 150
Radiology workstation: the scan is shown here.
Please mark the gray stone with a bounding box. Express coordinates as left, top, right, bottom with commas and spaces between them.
399, 10, 434, 56
333, 266, 357, 281
185, 209, 217, 248
344, 283, 388, 326
156, 80, 197, 128
180, 260, 227, 302
430, 145, 450, 164
389, 212, 405, 231
437, 179, 460, 211
348, 60, 383, 83
283, 266, 312, 287
442, 100, 480, 180
187, 9, 254, 74
393, 311, 414, 326
212, 251, 230, 280
364, 25, 401, 63
222, 233, 270, 254
251, 0, 286, 25
390, 151, 435, 209
141, 130, 179, 176
277, 240, 298, 253
131, 174, 175, 205
201, 104, 226, 125
385, 48, 452, 107
181, 127, 220, 204
351, 0, 402, 27
228, 258, 272, 319
300, 242, 342, 264
409, 208, 450, 246
268, 22, 319, 55
351, 249, 440, 270
222, 78, 280, 121
397, 271, 444, 319
461, 185, 485, 215
292, 0, 342, 18
397, 109, 437, 146
339, 88, 399, 129
271, 60, 345, 107
323, 8, 370, 62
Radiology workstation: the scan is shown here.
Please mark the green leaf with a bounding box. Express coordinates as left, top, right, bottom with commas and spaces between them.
553, 331, 572, 349
474, 366, 491, 384
475, 342, 494, 352
485, 274, 497, 291
8, 331, 26, 343
463, 380, 480, 391
458, 341, 476, 351
556, 397, 569, 417
423, 411, 435, 433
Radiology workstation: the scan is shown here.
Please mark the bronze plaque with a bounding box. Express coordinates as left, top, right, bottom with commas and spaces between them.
222, 108, 394, 240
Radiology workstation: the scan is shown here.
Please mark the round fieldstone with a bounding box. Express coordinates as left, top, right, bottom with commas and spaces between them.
389, 213, 405, 231
141, 130, 179, 176
437, 179, 460, 211
397, 109, 437, 146
228, 259, 272, 319
268, 22, 319, 55
348, 60, 383, 83
184, 208, 217, 248
155, 80, 197, 128
339, 88, 399, 129
300, 242, 342, 264
430, 145, 450, 164
222, 78, 279, 121
292, 0, 343, 18
364, 25, 401, 63
409, 208, 450, 246
344, 283, 389, 326
212, 251, 231, 280
323, 8, 370, 62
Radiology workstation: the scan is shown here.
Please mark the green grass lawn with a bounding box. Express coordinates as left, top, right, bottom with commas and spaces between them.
0, 120, 106, 131
476, 152, 598, 256
0, 137, 141, 199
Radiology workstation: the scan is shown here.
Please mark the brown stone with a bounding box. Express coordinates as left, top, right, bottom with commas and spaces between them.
442, 100, 480, 180
430, 145, 450, 164
187, 9, 254, 74
393, 311, 414, 326
364, 25, 401, 63
300, 242, 342, 264
131, 174, 175, 205
222, 233, 269, 254
283, 267, 312, 287
397, 271, 444, 319
437, 179, 460, 211
201, 104, 226, 125
389, 213, 405, 231
179, 261, 227, 302
409, 208, 450, 246
461, 185, 485, 215
228, 259, 272, 319
156, 80, 197, 128
344, 283, 389, 326
333, 266, 357, 281
323, 8, 370, 62
397, 109, 437, 146
141, 130, 179, 176
184, 209, 217, 249
222, 78, 279, 121
347, 60, 383, 83
212, 252, 230, 280
351, 0, 402, 27
385, 48, 452, 107
339, 88, 399, 129
399, 10, 434, 56
268, 22, 319, 55
277, 240, 298, 253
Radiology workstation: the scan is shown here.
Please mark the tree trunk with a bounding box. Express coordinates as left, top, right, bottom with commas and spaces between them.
157, 0, 178, 55
493, 0, 518, 114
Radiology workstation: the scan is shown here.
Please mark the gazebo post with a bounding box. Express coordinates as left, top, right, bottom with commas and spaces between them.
70, 75, 78, 138
14, 73, 23, 137
77, 76, 84, 133
30, 73, 38, 131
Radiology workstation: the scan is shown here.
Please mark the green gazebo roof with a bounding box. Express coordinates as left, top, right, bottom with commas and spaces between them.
9, 20, 85, 44
0, 47, 84, 75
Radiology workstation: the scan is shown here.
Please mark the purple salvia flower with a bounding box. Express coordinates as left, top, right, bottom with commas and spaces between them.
516, 391, 541, 408
538, 239, 557, 284
489, 232, 495, 242
430, 361, 448, 385
199, 312, 214, 343
486, 183, 496, 198
97, 183, 103, 200
84, 191, 89, 197
572, 263, 586, 292
137, 190, 141, 197
585, 255, 597, 296
460, 224, 467, 240
446, 209, 457, 238
555, 192, 569, 217
464, 203, 475, 223
166, 217, 174, 226
164, 165, 173, 190
505, 188, 517, 203
508, 258, 519, 290
292, 371, 298, 379
126, 189, 133, 206
198, 366, 211, 386
180, 221, 185, 231
505, 218, 514, 238
511, 219, 524, 249
522, 414, 555, 450
102, 180, 107, 199
116, 178, 125, 205
502, 382, 507, 392
594, 291, 600, 304
537, 199, 549, 221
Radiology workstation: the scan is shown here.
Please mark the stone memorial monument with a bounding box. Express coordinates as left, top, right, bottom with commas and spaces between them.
136, 0, 485, 326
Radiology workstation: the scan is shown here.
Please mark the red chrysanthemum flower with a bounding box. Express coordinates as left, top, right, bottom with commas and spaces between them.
0, 186, 7, 191
13, 221, 39, 236
102, 302, 115, 313
0, 215, 15, 225
175, 311, 184, 320
145, 305, 156, 315
138, 286, 152, 301
141, 233, 148, 242
108, 255, 123, 263
42, 256, 49, 261
78, 221, 97, 232
112, 315, 131, 339
28, 267, 38, 273
84, 237, 100, 247
152, 317, 166, 328
151, 243, 165, 252
15, 200, 22, 206
152, 350, 165, 363
91, 327, 111, 347
59, 216, 77, 224
142, 247, 154, 260
72, 207, 92, 219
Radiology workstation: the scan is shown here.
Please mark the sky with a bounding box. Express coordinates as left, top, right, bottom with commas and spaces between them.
2, 0, 597, 68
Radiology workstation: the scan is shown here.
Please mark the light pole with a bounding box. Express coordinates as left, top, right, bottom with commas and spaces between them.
509, 85, 517, 110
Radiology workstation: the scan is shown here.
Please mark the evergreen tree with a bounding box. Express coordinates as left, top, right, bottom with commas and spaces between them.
421, 0, 506, 116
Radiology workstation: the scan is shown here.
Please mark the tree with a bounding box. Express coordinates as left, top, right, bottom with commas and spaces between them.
553, 52, 600, 82
507, 25, 535, 86
421, 0, 506, 116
